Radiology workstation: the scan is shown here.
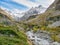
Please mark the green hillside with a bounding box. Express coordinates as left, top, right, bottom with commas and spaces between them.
0, 9, 31, 45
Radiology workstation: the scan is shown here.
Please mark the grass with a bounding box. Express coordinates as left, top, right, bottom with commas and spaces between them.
0, 12, 30, 45
0, 26, 29, 45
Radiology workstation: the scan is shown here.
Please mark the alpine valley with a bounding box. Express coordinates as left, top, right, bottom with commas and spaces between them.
0, 0, 60, 45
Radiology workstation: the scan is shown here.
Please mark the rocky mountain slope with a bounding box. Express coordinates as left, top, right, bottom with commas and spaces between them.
23, 0, 60, 43
11, 5, 46, 21
25, 0, 60, 26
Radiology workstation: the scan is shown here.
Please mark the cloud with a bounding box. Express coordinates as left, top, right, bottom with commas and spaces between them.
12, 0, 39, 8
28, 0, 37, 2
12, 0, 55, 8
0, 0, 55, 18
29, 0, 55, 7
0, 0, 55, 10
0, 0, 55, 13
11, 9, 24, 17
0, 0, 28, 11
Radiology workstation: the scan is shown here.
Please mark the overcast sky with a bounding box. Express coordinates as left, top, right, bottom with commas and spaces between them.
0, 0, 55, 13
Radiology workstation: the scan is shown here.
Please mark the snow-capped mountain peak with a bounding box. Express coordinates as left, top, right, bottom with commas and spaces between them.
0, 5, 46, 21
19, 5, 47, 21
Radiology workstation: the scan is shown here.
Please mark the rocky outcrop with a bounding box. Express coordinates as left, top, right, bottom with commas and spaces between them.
48, 21, 60, 28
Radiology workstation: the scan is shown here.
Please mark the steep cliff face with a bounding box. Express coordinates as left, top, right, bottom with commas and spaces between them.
55, 0, 60, 10
47, 0, 58, 10
47, 0, 60, 12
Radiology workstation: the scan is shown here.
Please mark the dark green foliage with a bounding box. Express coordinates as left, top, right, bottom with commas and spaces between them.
46, 15, 60, 23
0, 26, 29, 45
0, 13, 7, 18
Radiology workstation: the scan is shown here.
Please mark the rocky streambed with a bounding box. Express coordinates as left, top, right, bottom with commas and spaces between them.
26, 30, 60, 45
